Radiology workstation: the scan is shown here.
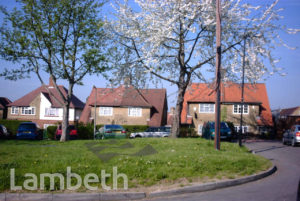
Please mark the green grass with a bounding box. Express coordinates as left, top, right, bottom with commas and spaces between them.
0, 139, 271, 192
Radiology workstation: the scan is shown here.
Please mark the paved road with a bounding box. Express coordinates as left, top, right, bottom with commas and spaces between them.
143, 141, 300, 201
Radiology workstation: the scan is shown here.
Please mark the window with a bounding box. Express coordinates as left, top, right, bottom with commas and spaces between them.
128, 107, 142, 117
234, 126, 248, 133
11, 106, 19, 114
45, 108, 59, 116
21, 107, 35, 115
198, 124, 203, 136
99, 107, 113, 116
199, 104, 215, 113
233, 104, 248, 114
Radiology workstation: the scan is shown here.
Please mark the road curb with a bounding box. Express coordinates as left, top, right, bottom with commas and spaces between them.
148, 164, 277, 198
0, 166, 276, 201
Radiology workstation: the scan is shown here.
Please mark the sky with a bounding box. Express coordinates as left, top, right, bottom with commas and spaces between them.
0, 0, 299, 110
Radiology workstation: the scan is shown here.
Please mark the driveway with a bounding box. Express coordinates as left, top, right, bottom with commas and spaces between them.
142, 141, 300, 201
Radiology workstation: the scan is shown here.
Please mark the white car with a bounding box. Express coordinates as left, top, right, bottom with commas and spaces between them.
130, 127, 170, 138
282, 125, 300, 147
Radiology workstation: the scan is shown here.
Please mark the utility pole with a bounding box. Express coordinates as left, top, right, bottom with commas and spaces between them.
239, 38, 246, 147
214, 0, 221, 150
94, 85, 97, 140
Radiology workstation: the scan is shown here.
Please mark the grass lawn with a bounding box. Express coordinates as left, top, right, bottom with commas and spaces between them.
0, 138, 271, 192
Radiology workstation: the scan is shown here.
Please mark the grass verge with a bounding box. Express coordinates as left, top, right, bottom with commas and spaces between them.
0, 138, 271, 192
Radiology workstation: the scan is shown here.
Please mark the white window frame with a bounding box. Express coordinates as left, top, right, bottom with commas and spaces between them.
233, 104, 249, 114
11, 106, 19, 115
45, 108, 59, 117
99, 107, 113, 116
198, 124, 203, 136
234, 126, 248, 134
199, 104, 215, 113
128, 107, 142, 117
21, 107, 35, 115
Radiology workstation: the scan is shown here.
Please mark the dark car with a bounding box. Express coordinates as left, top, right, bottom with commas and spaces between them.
16, 122, 42, 140
0, 124, 9, 139
202, 121, 232, 141
95, 125, 126, 139
55, 125, 78, 140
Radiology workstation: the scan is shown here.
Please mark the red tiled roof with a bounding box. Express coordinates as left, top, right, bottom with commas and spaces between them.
79, 85, 167, 126
0, 97, 12, 109
280, 106, 300, 117
181, 83, 273, 126
8, 85, 84, 109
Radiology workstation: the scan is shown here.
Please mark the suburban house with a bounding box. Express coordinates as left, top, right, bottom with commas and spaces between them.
0, 97, 12, 119
273, 106, 300, 136
181, 83, 273, 135
7, 78, 85, 128
79, 85, 168, 127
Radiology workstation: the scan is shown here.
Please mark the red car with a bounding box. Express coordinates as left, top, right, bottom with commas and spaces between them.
55, 125, 78, 140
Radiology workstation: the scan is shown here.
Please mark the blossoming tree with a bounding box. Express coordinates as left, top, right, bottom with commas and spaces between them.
108, 0, 299, 138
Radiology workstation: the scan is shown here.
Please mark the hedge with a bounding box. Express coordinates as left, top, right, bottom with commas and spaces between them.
46, 125, 57, 140
0, 119, 31, 136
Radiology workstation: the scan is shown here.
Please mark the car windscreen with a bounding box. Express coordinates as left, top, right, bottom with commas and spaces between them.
106, 125, 122, 130
19, 124, 36, 130
297, 126, 300, 131
210, 122, 228, 129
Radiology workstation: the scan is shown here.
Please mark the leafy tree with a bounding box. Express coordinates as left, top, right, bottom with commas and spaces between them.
0, 0, 107, 141
107, 0, 299, 137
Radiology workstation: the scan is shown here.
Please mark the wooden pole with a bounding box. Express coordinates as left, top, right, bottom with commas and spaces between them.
215, 0, 221, 150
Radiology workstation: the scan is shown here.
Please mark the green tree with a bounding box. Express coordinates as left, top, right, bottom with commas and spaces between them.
0, 0, 107, 141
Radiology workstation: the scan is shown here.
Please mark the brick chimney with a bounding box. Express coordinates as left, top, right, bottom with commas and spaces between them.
49, 76, 55, 87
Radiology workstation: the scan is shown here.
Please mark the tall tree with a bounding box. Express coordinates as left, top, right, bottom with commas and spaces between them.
107, 0, 299, 137
0, 0, 107, 141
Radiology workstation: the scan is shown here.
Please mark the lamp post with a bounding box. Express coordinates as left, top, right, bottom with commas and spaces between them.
94, 85, 97, 140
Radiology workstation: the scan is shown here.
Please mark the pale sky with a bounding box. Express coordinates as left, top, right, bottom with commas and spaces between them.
0, 0, 299, 110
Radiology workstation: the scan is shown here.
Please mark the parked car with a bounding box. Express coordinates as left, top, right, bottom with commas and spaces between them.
95, 125, 126, 139
282, 125, 300, 147
55, 125, 78, 140
0, 124, 9, 139
16, 122, 42, 140
130, 126, 171, 138
202, 121, 232, 141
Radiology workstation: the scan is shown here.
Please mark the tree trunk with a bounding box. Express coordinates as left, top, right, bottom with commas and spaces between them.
170, 83, 188, 138
60, 82, 74, 142
60, 103, 70, 142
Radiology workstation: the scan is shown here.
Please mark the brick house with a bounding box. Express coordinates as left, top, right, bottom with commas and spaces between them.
181, 83, 273, 135
0, 97, 12, 119
7, 78, 84, 128
79, 85, 168, 126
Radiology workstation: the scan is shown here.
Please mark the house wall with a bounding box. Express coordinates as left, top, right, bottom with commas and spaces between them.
188, 103, 260, 135
0, 109, 3, 119
7, 93, 82, 128
91, 106, 151, 125
39, 93, 78, 121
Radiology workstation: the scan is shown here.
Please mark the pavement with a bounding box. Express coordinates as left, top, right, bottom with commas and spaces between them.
1, 140, 298, 201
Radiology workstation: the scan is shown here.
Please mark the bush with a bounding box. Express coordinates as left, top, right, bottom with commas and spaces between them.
46, 126, 57, 140
77, 123, 94, 139
0, 119, 31, 136
179, 127, 198, 138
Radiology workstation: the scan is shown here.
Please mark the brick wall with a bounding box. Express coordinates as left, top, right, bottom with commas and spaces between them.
91, 106, 151, 125
188, 103, 260, 134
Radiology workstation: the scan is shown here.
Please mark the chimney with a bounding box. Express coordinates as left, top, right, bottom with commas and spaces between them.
170, 107, 175, 115
123, 75, 132, 87
49, 77, 55, 88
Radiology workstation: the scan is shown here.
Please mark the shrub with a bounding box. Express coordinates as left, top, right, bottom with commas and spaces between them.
0, 119, 31, 136
77, 123, 94, 139
179, 127, 198, 138
46, 126, 57, 140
